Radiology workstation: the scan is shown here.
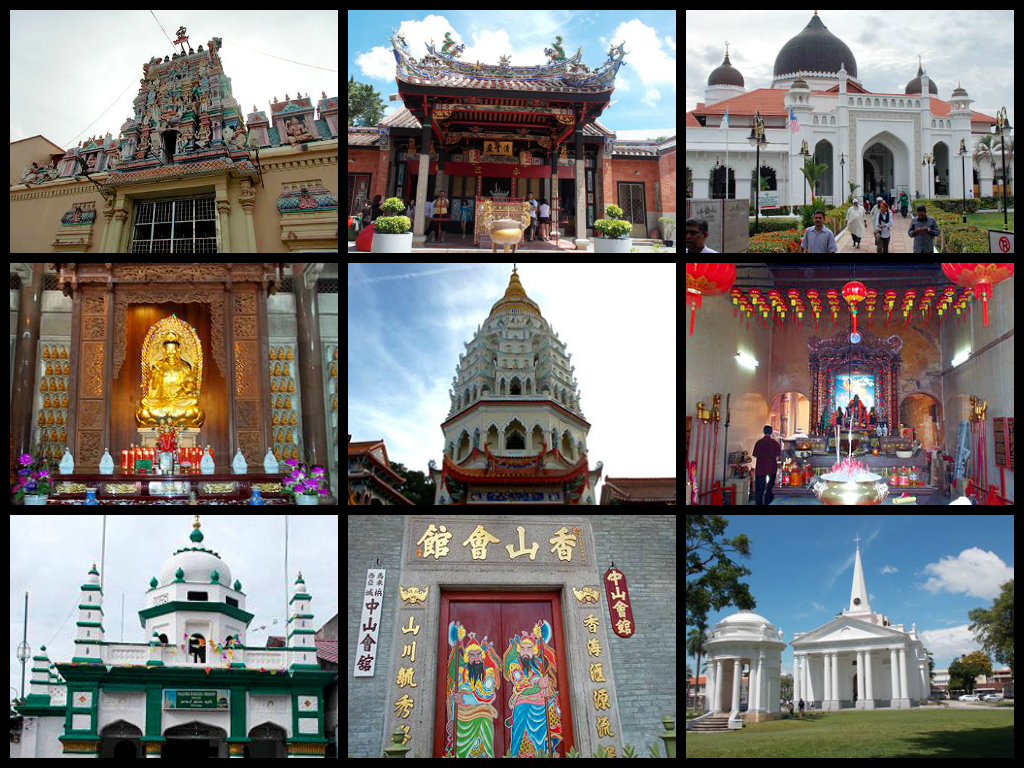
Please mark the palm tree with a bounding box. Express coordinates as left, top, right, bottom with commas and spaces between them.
687, 625, 709, 712
800, 159, 830, 205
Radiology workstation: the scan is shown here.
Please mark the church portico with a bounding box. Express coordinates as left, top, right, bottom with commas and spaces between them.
701, 611, 785, 726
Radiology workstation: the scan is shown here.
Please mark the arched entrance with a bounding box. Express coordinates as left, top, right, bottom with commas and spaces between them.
100, 720, 142, 758
860, 132, 910, 200
246, 722, 287, 758
163, 722, 227, 759
710, 165, 735, 199
933, 141, 950, 196
900, 393, 943, 450
750, 165, 777, 203
814, 140, 834, 199
769, 392, 811, 438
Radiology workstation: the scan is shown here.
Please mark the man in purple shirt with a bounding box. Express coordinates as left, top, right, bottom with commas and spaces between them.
752, 426, 782, 505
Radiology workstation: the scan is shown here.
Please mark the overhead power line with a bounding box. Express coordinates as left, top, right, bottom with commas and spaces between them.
222, 38, 338, 72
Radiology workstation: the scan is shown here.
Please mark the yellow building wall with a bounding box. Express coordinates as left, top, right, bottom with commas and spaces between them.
10, 139, 338, 253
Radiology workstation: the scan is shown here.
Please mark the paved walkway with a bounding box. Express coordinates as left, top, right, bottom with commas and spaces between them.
837, 213, 922, 253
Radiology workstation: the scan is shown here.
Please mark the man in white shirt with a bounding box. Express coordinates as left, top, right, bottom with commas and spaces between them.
685, 217, 717, 253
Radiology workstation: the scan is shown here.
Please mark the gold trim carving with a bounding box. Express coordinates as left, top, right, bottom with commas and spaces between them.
82, 342, 106, 397
78, 399, 105, 430
234, 341, 257, 397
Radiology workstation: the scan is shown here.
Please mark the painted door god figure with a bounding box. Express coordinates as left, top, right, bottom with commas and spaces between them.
445, 622, 500, 758
502, 620, 563, 756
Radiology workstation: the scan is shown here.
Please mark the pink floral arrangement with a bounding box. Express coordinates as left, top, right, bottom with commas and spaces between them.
823, 456, 883, 483
282, 458, 331, 499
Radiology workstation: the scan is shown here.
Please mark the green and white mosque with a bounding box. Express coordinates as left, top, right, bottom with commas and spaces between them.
16, 516, 335, 758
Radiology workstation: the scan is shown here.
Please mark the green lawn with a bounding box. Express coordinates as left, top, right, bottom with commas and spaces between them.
966, 212, 1014, 232
685, 709, 1014, 758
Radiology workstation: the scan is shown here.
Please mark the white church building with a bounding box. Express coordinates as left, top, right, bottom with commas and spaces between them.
686, 11, 1012, 207
792, 539, 930, 710
14, 516, 335, 759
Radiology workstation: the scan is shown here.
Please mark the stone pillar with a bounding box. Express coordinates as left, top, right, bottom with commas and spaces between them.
730, 659, 742, 716
705, 658, 716, 713
823, 653, 832, 702
292, 263, 334, 502
573, 127, 589, 249
793, 655, 802, 703
890, 648, 901, 707
920, 662, 929, 700
550, 148, 560, 238
804, 655, 812, 705
899, 648, 909, 703
865, 650, 876, 707
10, 263, 45, 462
413, 111, 433, 245
714, 659, 725, 712
831, 653, 840, 709
857, 651, 866, 703
753, 654, 764, 713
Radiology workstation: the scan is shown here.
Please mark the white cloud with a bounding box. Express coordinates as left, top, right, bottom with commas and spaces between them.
881, 565, 899, 574
642, 87, 661, 108
355, 14, 460, 81
919, 624, 982, 661
665, 35, 676, 51
922, 548, 1014, 599
607, 19, 677, 90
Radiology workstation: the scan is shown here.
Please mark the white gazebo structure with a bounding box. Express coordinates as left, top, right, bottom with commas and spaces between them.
791, 539, 930, 711
699, 610, 786, 728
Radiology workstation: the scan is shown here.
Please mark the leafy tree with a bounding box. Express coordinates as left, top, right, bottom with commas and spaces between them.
948, 651, 993, 695
969, 579, 1013, 677
348, 75, 385, 127
685, 515, 755, 629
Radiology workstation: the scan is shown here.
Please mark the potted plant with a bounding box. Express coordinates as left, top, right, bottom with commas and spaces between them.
14, 452, 56, 505
370, 197, 413, 253
282, 458, 330, 505
593, 204, 633, 252
659, 216, 676, 247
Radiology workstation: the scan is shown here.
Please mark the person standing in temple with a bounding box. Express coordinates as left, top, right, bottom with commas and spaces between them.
752, 426, 782, 505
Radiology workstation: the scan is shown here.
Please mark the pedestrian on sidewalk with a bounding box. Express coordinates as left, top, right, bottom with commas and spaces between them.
874, 201, 893, 253
908, 205, 940, 253
800, 210, 838, 253
846, 200, 866, 248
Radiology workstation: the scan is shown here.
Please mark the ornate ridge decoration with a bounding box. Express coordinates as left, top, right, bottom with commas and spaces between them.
387, 29, 627, 91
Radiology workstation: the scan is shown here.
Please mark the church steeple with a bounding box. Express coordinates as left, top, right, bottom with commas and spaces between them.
849, 535, 871, 614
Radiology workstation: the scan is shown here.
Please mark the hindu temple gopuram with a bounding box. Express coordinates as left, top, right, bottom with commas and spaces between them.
347, 31, 676, 247
10, 28, 339, 253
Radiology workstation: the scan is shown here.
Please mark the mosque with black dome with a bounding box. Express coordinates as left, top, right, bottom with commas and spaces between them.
686, 11, 1011, 208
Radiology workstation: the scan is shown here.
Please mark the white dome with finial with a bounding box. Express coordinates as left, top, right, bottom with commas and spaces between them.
157, 515, 233, 587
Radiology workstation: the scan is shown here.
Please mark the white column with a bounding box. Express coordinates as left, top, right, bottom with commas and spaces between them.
857, 651, 866, 700
832, 653, 840, 703
823, 653, 832, 702
805, 654, 814, 703
731, 659, 743, 716
890, 648, 900, 705
755, 654, 765, 713
715, 659, 725, 712
920, 662, 929, 700
865, 650, 875, 700
794, 656, 802, 703
899, 648, 909, 701
705, 658, 716, 713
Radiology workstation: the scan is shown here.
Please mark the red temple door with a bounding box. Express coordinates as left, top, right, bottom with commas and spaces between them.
433, 592, 574, 758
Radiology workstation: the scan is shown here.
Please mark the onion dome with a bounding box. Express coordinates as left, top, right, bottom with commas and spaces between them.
774, 11, 858, 78
157, 515, 232, 586
708, 46, 744, 87
951, 80, 969, 98
905, 60, 938, 94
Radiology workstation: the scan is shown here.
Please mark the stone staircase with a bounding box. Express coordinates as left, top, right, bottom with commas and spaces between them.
686, 714, 734, 732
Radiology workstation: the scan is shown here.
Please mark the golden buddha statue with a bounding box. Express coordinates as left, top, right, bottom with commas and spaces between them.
136, 330, 206, 427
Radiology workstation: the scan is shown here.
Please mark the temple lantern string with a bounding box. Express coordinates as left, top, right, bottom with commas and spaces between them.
841, 280, 867, 336
685, 263, 736, 335
940, 263, 1015, 327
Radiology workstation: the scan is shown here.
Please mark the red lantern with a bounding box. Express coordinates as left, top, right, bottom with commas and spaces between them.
686, 263, 736, 335
941, 263, 1014, 327
841, 280, 867, 334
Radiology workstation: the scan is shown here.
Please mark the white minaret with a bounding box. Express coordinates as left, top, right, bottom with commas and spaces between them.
74, 563, 105, 664
849, 536, 871, 614
288, 571, 319, 669
27, 644, 53, 703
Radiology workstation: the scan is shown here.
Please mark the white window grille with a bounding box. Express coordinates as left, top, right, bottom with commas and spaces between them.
129, 195, 218, 253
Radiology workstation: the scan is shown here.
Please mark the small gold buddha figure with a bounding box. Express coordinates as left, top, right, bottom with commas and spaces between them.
136, 331, 206, 427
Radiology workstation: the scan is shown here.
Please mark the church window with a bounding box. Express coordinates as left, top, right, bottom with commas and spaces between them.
187, 591, 209, 601
857, 98, 863, 106
506, 431, 525, 450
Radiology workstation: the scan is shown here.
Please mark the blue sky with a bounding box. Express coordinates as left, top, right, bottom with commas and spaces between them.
347, 10, 676, 140
687, 514, 1014, 675
347, 262, 677, 499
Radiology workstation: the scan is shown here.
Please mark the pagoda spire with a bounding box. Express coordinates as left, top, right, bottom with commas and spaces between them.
849, 535, 871, 613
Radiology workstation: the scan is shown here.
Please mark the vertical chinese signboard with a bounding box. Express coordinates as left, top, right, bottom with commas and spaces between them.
353, 568, 385, 677
603, 567, 636, 638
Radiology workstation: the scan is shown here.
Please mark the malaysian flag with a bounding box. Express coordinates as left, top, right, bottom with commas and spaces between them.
789, 108, 801, 133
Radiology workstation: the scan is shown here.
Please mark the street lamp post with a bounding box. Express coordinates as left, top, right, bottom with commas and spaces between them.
799, 142, 810, 208
840, 153, 846, 205
993, 107, 1012, 231
922, 154, 934, 199
748, 109, 768, 235
958, 139, 968, 225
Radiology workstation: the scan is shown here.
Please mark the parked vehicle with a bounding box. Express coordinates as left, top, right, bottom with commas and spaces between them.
958, 694, 981, 702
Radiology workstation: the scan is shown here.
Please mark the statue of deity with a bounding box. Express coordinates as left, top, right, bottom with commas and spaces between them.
136, 329, 205, 427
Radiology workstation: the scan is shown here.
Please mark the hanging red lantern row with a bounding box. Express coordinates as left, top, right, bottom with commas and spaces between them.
686, 263, 737, 335
841, 281, 867, 335
864, 289, 878, 329
940, 263, 1015, 327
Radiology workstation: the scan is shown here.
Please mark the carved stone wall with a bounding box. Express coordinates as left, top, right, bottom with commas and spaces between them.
232, 288, 266, 461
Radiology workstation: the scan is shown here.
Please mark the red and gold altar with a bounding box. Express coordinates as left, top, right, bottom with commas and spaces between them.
10, 263, 340, 505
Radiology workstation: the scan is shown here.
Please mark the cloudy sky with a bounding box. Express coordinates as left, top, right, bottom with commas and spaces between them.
9, 10, 339, 149
348, 10, 676, 140
686, 10, 1014, 128
9, 514, 338, 698
347, 263, 677, 500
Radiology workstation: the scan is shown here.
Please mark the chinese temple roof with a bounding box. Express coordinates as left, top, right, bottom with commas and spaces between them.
599, 477, 676, 504
387, 30, 627, 93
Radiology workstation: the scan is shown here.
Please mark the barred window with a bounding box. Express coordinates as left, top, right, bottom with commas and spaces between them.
129, 195, 218, 253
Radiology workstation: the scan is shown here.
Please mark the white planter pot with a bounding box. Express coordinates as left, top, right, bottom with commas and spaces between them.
23, 495, 49, 505
295, 494, 319, 506
371, 232, 413, 253
593, 236, 632, 253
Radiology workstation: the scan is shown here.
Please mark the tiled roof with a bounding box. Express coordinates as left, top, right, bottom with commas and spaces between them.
600, 477, 676, 504
347, 128, 382, 147
315, 638, 338, 664
379, 107, 615, 137
106, 158, 256, 186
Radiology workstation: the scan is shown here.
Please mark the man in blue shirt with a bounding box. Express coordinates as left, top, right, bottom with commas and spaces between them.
800, 210, 838, 253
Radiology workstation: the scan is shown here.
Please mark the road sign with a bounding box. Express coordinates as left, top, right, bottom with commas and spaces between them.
989, 230, 1013, 253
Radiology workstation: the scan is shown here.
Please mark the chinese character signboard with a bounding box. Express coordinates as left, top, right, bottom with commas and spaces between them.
353, 568, 385, 677
603, 567, 636, 638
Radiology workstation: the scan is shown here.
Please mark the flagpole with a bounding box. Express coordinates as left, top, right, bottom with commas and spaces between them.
100, 515, 107, 592
725, 112, 729, 200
